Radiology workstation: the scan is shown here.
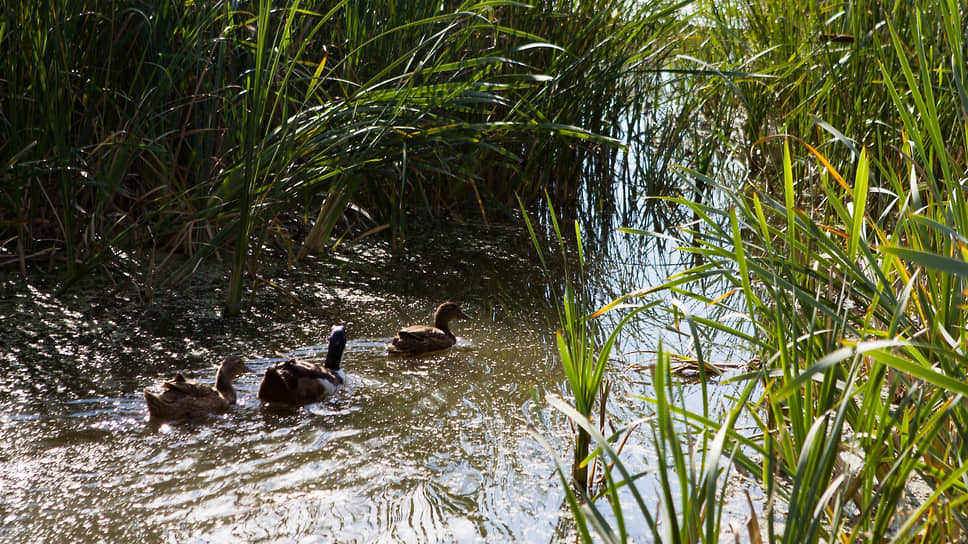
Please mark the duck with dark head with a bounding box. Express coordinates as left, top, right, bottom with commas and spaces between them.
144, 354, 253, 421
258, 325, 348, 406
386, 302, 472, 355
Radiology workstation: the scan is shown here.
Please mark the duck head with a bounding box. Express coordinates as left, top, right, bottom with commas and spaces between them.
213, 354, 254, 401
220, 354, 255, 378
325, 325, 347, 370
433, 302, 472, 330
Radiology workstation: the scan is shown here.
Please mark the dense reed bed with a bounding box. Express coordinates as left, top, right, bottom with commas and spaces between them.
0, 0, 689, 312
554, 0, 968, 541
8, 0, 968, 540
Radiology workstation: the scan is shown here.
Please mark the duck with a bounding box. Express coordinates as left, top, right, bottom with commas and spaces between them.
258, 325, 348, 405
386, 301, 472, 355
144, 354, 253, 420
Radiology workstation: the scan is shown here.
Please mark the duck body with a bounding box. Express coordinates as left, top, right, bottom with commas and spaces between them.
258, 359, 344, 405
387, 302, 471, 355
144, 355, 252, 421
258, 325, 347, 406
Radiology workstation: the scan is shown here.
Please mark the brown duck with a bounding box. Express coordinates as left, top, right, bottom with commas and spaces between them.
258, 325, 347, 405
144, 355, 253, 420
387, 302, 472, 355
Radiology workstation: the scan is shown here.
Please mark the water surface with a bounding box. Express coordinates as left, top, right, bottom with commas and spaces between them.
0, 219, 749, 542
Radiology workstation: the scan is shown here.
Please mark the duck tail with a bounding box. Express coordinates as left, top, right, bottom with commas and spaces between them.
257, 367, 288, 403
144, 389, 165, 419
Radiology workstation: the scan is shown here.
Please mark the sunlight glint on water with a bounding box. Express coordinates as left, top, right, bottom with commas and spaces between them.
0, 220, 747, 542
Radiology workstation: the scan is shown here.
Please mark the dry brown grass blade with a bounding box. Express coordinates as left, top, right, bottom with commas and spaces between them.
745, 488, 762, 544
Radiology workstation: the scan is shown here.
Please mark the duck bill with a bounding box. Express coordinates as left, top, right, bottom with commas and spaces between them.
459, 310, 473, 320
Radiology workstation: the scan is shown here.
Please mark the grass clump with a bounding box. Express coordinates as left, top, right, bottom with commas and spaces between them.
0, 0, 691, 314
547, 0, 968, 542
520, 195, 638, 493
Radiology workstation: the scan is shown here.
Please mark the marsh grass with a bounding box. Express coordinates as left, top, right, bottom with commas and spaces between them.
14, 0, 968, 537
519, 195, 607, 492
520, 192, 664, 494
1, 0, 691, 309
538, 336, 758, 543
549, 0, 968, 541
657, 133, 968, 540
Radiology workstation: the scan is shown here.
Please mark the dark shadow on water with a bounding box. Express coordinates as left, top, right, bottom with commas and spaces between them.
0, 191, 747, 542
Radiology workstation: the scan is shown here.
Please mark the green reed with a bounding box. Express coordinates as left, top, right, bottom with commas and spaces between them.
519, 194, 652, 493
684, 0, 968, 538
546, 347, 758, 543
661, 136, 968, 541
493, 0, 692, 204
519, 196, 594, 492
220, 0, 337, 314
3, 0, 686, 306
550, 0, 968, 541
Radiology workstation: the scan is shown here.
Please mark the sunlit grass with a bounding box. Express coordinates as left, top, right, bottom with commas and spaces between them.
519, 194, 645, 493
550, 0, 968, 541
10, 0, 968, 538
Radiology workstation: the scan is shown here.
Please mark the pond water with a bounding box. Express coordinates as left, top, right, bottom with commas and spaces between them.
0, 217, 752, 542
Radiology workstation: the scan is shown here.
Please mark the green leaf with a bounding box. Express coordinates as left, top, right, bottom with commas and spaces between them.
883, 247, 968, 277
848, 149, 869, 261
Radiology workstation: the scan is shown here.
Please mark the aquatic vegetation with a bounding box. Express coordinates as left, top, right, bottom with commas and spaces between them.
0, 0, 684, 314
520, 195, 654, 494
554, 0, 968, 541
520, 195, 598, 492
9, 0, 968, 539
540, 346, 758, 543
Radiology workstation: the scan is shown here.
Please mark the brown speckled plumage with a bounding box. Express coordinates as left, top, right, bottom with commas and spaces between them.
144, 355, 252, 421
387, 302, 471, 355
